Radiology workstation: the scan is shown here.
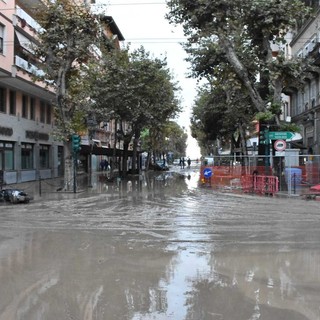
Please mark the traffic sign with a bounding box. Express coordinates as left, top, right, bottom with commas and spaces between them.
203, 168, 213, 178
274, 139, 286, 151
268, 131, 294, 140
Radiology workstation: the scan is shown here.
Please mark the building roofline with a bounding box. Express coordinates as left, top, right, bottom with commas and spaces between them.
100, 16, 125, 41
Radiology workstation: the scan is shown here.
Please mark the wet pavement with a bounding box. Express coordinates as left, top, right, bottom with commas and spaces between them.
0, 167, 320, 319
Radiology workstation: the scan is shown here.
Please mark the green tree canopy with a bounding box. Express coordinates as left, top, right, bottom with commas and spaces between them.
34, 0, 99, 137
141, 121, 187, 161
167, 0, 311, 120
33, 0, 100, 190
89, 46, 181, 174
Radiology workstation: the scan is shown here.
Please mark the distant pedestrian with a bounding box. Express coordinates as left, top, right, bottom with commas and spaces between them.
182, 157, 185, 169
100, 159, 104, 171
187, 158, 191, 168
104, 159, 109, 171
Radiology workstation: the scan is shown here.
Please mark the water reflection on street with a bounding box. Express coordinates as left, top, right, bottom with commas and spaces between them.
0, 167, 320, 319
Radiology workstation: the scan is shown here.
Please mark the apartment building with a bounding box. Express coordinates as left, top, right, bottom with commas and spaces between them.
0, 0, 59, 185
0, 0, 125, 185
288, 1, 320, 154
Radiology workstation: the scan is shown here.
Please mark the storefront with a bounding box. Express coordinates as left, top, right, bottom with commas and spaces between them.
0, 124, 62, 185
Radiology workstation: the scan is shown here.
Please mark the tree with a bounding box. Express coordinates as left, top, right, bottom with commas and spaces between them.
33, 0, 99, 190
89, 47, 181, 176
191, 79, 255, 157
167, 0, 311, 129
163, 121, 188, 159
141, 121, 187, 166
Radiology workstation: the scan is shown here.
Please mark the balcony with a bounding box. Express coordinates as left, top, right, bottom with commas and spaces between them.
15, 6, 42, 32
15, 55, 45, 77
16, 0, 47, 13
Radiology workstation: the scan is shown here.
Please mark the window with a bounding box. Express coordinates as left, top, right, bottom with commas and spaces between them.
0, 87, 6, 113
40, 101, 45, 123
21, 143, 33, 169
0, 24, 4, 54
291, 95, 297, 117
0, 142, 14, 170
9, 91, 16, 115
22, 95, 28, 118
39, 145, 50, 169
30, 97, 35, 120
298, 92, 303, 114
46, 104, 51, 124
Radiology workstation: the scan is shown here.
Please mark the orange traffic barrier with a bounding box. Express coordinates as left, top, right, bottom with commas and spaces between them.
241, 174, 279, 195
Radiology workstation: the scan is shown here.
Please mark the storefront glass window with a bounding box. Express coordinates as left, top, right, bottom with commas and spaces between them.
9, 91, 16, 115
21, 143, 33, 169
40, 101, 45, 123
0, 142, 14, 170
39, 145, 50, 169
0, 87, 6, 113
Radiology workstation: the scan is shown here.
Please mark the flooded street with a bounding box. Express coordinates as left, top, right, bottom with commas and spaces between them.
0, 169, 320, 320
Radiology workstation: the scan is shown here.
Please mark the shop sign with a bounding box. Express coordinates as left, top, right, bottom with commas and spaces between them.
26, 130, 49, 141
0, 126, 13, 136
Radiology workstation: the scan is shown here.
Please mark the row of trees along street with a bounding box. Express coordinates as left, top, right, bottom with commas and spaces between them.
32, 0, 183, 191
166, 0, 314, 161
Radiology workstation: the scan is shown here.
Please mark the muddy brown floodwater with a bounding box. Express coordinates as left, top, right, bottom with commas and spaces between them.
0, 169, 320, 320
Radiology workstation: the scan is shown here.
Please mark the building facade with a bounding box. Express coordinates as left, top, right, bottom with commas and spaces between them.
0, 0, 125, 185
288, 2, 320, 154
0, 0, 59, 185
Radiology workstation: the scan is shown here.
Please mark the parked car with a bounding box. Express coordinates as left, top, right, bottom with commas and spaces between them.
173, 158, 181, 166
0, 189, 31, 204
202, 156, 214, 166
154, 161, 169, 171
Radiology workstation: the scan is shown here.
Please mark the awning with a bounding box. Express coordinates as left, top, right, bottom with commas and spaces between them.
92, 139, 101, 147
80, 145, 133, 157
15, 31, 34, 53
289, 141, 306, 149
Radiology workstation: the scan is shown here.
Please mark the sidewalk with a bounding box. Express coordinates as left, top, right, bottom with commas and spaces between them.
3, 171, 139, 201
3, 176, 66, 201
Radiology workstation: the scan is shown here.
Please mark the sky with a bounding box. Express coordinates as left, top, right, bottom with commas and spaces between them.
94, 0, 201, 159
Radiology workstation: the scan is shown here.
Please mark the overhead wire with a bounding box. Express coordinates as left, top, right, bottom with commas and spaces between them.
1, 1, 317, 45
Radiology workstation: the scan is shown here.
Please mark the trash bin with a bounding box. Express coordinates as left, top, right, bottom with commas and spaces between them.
284, 168, 302, 194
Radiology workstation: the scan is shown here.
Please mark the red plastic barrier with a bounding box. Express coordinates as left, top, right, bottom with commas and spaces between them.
241, 175, 279, 195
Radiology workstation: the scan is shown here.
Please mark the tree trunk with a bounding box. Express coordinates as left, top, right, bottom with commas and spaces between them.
272, 77, 283, 126
56, 64, 74, 191
131, 129, 141, 173
145, 152, 151, 170
239, 123, 249, 168
122, 141, 129, 177
219, 34, 266, 113
63, 141, 74, 191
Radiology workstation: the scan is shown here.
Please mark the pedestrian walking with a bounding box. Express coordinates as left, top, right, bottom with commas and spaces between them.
104, 159, 109, 171
100, 159, 104, 171
187, 158, 191, 168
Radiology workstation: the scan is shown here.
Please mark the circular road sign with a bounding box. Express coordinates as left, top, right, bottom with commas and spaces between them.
203, 167, 213, 178
274, 139, 286, 151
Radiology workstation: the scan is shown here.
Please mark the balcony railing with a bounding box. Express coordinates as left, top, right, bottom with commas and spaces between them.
15, 6, 42, 32
15, 55, 45, 77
